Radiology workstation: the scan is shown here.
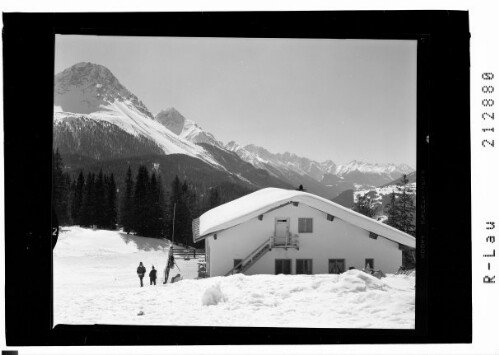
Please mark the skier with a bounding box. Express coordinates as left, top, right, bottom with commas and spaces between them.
163, 246, 175, 284
149, 265, 157, 285
137, 262, 146, 287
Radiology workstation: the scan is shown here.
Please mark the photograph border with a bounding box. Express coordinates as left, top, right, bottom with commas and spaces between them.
3, 10, 471, 345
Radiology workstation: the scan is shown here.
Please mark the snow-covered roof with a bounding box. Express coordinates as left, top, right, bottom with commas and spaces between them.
193, 188, 415, 248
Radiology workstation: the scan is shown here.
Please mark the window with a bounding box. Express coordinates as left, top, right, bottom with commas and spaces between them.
298, 218, 313, 233
296, 259, 313, 274
365, 258, 374, 269
328, 259, 345, 274
275, 259, 292, 275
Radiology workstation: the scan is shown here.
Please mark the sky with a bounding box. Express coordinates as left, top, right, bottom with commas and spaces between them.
55, 35, 417, 167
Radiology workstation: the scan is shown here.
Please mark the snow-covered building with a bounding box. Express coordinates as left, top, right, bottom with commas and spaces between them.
193, 188, 415, 277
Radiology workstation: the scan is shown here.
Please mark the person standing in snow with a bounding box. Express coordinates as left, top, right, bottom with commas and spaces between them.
149, 265, 157, 285
137, 262, 146, 287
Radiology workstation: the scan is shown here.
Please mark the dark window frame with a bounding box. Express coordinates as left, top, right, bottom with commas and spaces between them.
275, 259, 292, 275
296, 259, 313, 274
328, 258, 346, 274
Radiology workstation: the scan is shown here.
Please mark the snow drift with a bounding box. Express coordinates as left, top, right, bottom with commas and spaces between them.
202, 283, 227, 306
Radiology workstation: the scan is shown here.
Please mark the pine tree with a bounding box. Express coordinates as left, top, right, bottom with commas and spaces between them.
80, 173, 96, 227
120, 166, 134, 234
186, 182, 199, 219
52, 148, 64, 207
385, 192, 401, 230
168, 175, 192, 246
62, 173, 72, 224
71, 171, 85, 225
133, 165, 150, 236
106, 173, 118, 229
167, 175, 182, 241
396, 174, 416, 269
178, 180, 194, 246
94, 170, 106, 228
353, 193, 378, 218
52, 148, 71, 224
156, 174, 167, 236
208, 187, 221, 210
397, 174, 416, 236
384, 174, 416, 269
146, 172, 166, 238
68, 179, 77, 224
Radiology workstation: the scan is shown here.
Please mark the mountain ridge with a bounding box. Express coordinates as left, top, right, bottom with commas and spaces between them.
54, 62, 220, 167
53, 62, 415, 201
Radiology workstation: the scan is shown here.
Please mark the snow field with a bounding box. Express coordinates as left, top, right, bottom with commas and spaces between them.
54, 227, 415, 328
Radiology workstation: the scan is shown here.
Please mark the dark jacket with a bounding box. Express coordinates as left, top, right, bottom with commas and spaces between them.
149, 269, 157, 280
137, 265, 146, 277
167, 254, 175, 269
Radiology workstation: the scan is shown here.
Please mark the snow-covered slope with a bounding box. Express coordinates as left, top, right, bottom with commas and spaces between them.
54, 227, 415, 328
53, 115, 165, 160
54, 63, 219, 166
355, 183, 417, 204
354, 180, 416, 221
155, 108, 224, 149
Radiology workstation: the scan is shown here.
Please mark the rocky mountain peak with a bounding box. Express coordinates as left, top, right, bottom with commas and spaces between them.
54, 62, 153, 119
155, 107, 186, 135
225, 141, 242, 151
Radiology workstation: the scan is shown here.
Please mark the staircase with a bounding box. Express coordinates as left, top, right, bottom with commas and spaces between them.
225, 234, 299, 276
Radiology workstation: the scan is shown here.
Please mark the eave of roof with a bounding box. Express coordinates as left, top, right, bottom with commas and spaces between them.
193, 188, 415, 248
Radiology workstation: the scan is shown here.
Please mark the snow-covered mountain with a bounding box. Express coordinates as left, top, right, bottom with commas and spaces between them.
224, 143, 333, 179
53, 62, 415, 200
224, 141, 414, 194
335, 160, 414, 180
331, 161, 414, 190
224, 141, 268, 169
222, 142, 340, 198
155, 108, 224, 149
53, 62, 297, 194
54, 62, 219, 166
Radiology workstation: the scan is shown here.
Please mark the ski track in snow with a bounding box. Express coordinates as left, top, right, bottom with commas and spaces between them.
54, 227, 415, 328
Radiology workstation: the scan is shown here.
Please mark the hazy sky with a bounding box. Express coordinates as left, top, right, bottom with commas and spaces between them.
55, 35, 417, 167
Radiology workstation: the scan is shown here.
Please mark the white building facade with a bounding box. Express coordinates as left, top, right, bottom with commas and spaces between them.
193, 188, 415, 277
